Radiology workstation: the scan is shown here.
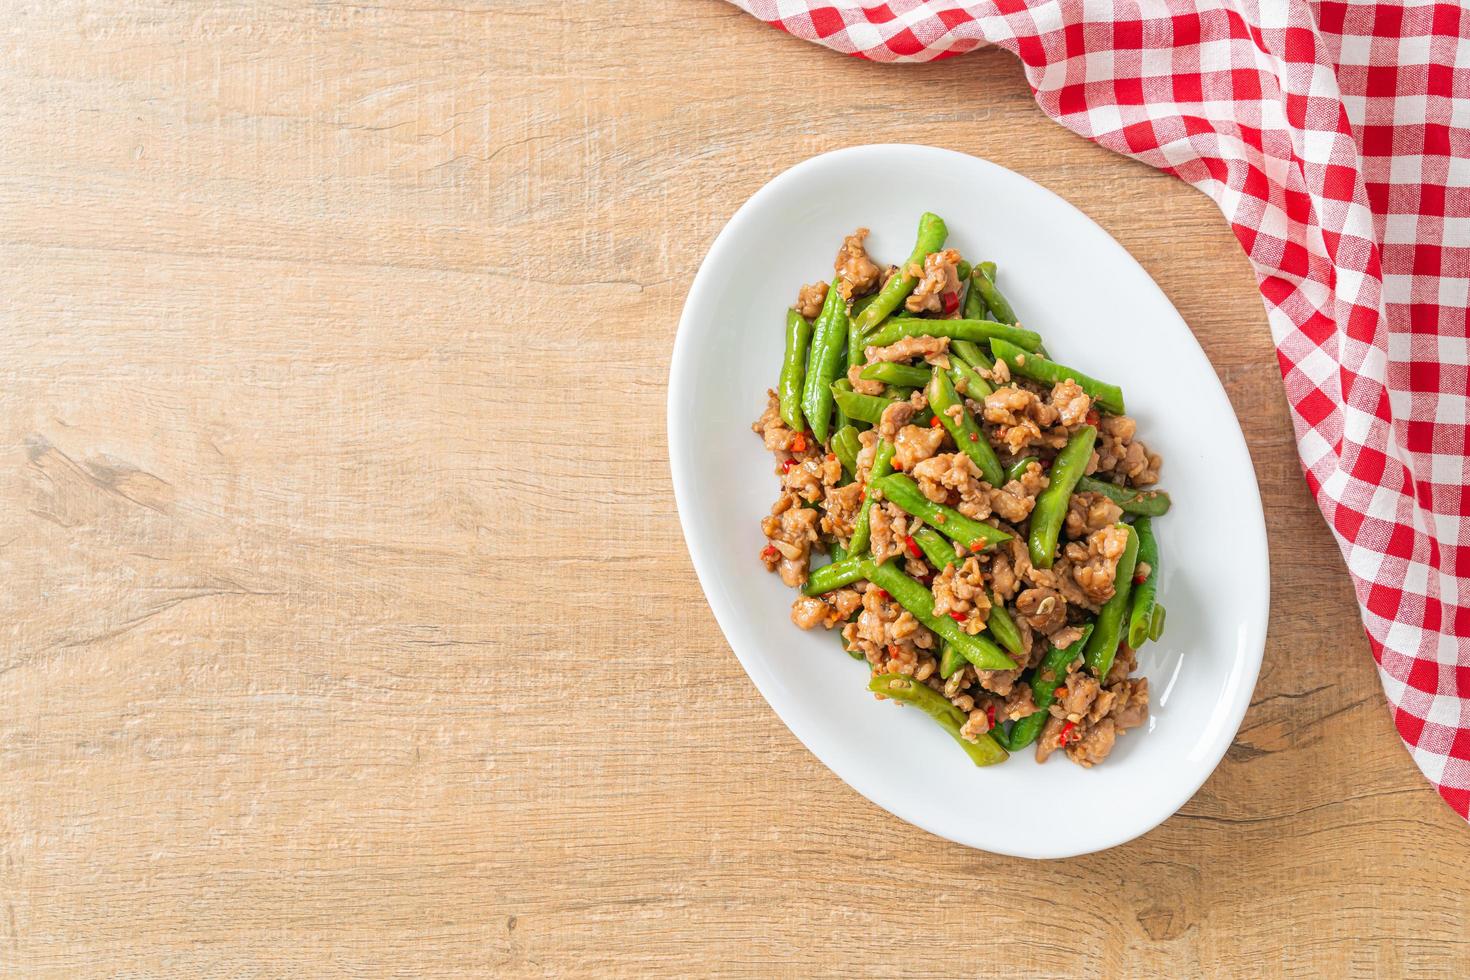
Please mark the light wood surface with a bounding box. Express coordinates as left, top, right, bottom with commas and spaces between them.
1, 2, 1466, 976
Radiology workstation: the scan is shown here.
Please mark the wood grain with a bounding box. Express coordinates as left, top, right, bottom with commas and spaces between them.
0, 1, 1466, 976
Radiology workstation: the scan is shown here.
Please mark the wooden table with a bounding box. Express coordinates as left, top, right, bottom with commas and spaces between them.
2, 2, 1466, 975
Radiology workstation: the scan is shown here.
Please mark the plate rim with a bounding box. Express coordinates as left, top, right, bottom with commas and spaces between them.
667, 142, 1271, 858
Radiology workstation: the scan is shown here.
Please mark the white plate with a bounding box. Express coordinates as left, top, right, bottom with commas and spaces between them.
668, 144, 1269, 858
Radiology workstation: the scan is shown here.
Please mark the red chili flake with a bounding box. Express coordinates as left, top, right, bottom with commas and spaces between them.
1134, 570, 1149, 585
873, 589, 890, 601
826, 452, 836, 462
1059, 720, 1076, 745
761, 545, 778, 560
986, 704, 996, 728
781, 458, 795, 473
1055, 686, 1069, 699
969, 542, 984, 552
949, 610, 967, 623
791, 433, 807, 452
942, 291, 959, 315
929, 415, 942, 429
892, 458, 904, 471
904, 535, 922, 559
968, 432, 979, 442
1085, 409, 1100, 426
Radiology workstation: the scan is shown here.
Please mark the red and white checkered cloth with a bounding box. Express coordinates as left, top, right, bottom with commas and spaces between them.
728, 0, 1470, 818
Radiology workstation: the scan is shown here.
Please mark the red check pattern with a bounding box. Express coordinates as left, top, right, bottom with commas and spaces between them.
729, 0, 1470, 818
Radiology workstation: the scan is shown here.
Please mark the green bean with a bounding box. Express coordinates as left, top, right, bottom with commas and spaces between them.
847, 440, 895, 555
950, 338, 994, 370
844, 296, 867, 432
862, 559, 1015, 671
874, 474, 1012, 552
778, 309, 814, 431
832, 320, 852, 434
1083, 524, 1140, 679
947, 357, 993, 399
1006, 456, 1040, 483
800, 277, 849, 443
831, 425, 862, 479
961, 269, 989, 321
1126, 517, 1160, 648
956, 259, 972, 283
1149, 604, 1166, 642
831, 542, 848, 562
868, 672, 1008, 766
913, 527, 960, 570
1076, 476, 1172, 516
830, 386, 896, 426
1006, 624, 1095, 751
938, 643, 968, 680
860, 362, 931, 387
853, 213, 948, 333
1028, 425, 1097, 568
866, 317, 1042, 352
850, 292, 880, 320
803, 555, 867, 595
974, 261, 1017, 324
985, 595, 1025, 660
990, 338, 1125, 415
926, 367, 1005, 488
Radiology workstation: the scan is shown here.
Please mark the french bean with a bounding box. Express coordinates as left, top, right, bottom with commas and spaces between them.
1149, 604, 1166, 641
873, 474, 1013, 552
950, 338, 994, 370
1006, 456, 1040, 483
1126, 517, 1160, 649
974, 261, 1018, 324
831, 425, 862, 479
923, 370, 1005, 487
863, 559, 1015, 671
800, 277, 849, 442
1083, 524, 1141, 679
961, 268, 989, 320
985, 595, 1025, 660
866, 317, 1042, 352
956, 259, 972, 283
868, 672, 1008, 766
1005, 624, 1095, 751
803, 555, 867, 595
926, 367, 1006, 488
846, 440, 895, 555
860, 362, 932, 387
913, 527, 960, 570
778, 309, 813, 431
947, 357, 993, 399
831, 385, 897, 426
849, 292, 881, 320
853, 213, 948, 333
1076, 476, 1172, 517
1028, 425, 1097, 568
938, 643, 968, 680
990, 338, 1125, 415
844, 292, 867, 432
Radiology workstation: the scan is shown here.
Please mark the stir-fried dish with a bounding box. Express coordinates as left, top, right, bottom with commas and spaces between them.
753, 214, 1172, 767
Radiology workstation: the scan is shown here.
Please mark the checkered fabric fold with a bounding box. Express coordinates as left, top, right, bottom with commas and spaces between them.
729, 0, 1470, 818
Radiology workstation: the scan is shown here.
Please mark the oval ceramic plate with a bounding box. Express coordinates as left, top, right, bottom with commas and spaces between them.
668, 145, 1269, 858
